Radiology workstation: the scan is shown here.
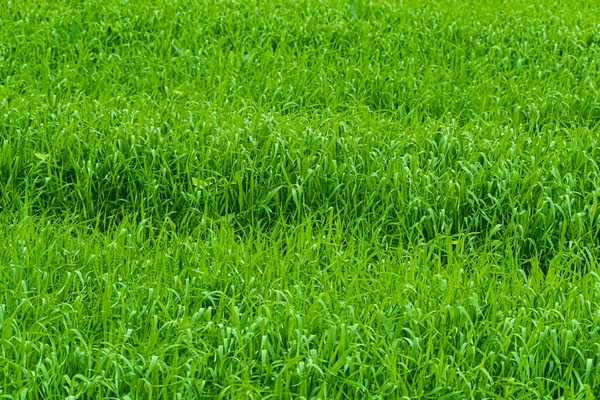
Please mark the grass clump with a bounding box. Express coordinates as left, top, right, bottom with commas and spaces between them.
2, 0, 600, 398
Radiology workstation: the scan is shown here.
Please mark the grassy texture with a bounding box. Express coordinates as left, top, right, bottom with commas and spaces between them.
2, 0, 600, 398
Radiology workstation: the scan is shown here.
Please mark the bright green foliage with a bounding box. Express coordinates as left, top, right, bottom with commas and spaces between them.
1, 0, 600, 398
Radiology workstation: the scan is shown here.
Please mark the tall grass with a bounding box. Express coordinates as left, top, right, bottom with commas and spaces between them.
2, 0, 600, 398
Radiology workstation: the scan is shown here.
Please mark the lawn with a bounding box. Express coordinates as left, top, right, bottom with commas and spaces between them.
2, 0, 600, 398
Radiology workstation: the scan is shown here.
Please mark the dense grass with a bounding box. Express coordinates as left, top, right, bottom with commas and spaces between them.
2, 0, 600, 398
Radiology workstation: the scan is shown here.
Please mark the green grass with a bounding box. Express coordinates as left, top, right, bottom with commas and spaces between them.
2, 0, 600, 398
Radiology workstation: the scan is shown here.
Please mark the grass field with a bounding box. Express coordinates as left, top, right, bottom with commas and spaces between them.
2, 0, 600, 398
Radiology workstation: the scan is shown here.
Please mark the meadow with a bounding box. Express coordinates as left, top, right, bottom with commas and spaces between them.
2, 0, 600, 398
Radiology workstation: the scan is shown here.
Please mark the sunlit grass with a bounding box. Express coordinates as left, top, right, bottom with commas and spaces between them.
2, 0, 600, 398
